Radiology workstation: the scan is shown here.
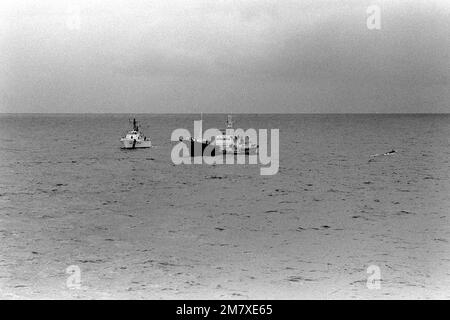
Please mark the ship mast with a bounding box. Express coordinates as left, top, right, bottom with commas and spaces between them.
226, 114, 233, 129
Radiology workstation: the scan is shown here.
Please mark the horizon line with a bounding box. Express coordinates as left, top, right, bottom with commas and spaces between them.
1, 112, 450, 115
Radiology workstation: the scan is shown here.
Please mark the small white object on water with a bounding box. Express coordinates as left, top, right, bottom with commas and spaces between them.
369, 149, 397, 162
370, 149, 396, 157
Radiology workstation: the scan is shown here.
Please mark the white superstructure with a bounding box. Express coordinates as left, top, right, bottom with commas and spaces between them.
120, 119, 152, 149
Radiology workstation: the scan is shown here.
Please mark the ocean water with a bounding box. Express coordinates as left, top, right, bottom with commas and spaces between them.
0, 114, 449, 299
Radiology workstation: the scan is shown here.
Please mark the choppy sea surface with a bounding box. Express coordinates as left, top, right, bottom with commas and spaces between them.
0, 114, 449, 299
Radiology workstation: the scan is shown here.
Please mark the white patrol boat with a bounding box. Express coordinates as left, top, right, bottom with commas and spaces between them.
120, 118, 152, 149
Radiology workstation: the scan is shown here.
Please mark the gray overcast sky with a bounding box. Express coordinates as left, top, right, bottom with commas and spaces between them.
0, 0, 449, 113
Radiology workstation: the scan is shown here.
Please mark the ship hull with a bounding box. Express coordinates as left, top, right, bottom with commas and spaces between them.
215, 144, 258, 155
182, 140, 258, 156
183, 140, 216, 157
121, 139, 152, 149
